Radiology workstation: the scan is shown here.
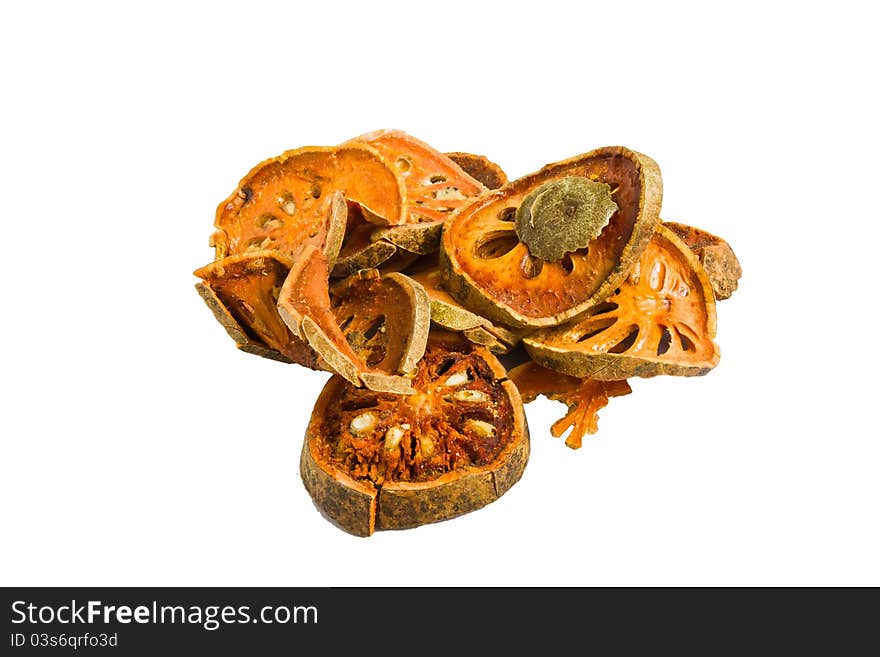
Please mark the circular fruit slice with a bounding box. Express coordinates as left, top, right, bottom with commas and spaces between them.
523, 225, 720, 379
440, 146, 662, 329
348, 130, 488, 255
663, 221, 742, 300
300, 334, 529, 536
211, 144, 404, 260
445, 151, 508, 190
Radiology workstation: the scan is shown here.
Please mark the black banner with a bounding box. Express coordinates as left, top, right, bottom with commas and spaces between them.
2, 587, 872, 653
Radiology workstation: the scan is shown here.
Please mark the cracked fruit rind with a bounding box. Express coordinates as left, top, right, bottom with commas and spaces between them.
440, 146, 662, 329
663, 221, 742, 300
523, 224, 719, 379
508, 361, 631, 449
348, 130, 488, 256
300, 335, 529, 536
445, 152, 508, 190
193, 251, 320, 368
210, 144, 404, 260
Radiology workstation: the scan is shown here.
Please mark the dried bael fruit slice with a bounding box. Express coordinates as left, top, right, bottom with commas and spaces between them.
300, 335, 529, 536
210, 144, 404, 260
277, 245, 429, 394
523, 225, 720, 379
664, 221, 742, 300
193, 251, 320, 368
348, 130, 488, 255
441, 146, 662, 329
409, 268, 523, 354
508, 361, 631, 449
445, 152, 508, 190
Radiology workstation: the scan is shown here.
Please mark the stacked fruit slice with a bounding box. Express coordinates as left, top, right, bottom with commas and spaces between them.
194, 131, 740, 535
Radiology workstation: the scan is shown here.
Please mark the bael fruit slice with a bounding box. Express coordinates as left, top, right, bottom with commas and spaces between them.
348, 130, 489, 255
440, 146, 662, 329
523, 224, 720, 379
277, 245, 429, 394
193, 251, 320, 368
445, 152, 508, 190
508, 361, 631, 449
210, 144, 404, 260
300, 334, 529, 536
663, 221, 742, 300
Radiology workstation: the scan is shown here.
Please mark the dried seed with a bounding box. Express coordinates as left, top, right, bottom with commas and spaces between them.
453, 389, 489, 403
465, 419, 496, 439
443, 371, 470, 387
277, 193, 297, 216
434, 186, 467, 201
349, 412, 378, 436
420, 435, 435, 458
384, 423, 409, 451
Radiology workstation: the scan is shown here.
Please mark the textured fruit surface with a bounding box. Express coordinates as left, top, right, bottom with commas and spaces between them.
664, 221, 742, 300
351, 130, 487, 222
278, 246, 428, 392
508, 361, 630, 449
301, 335, 529, 536
446, 152, 508, 190
211, 145, 403, 260
349, 130, 488, 256
193, 252, 319, 368
523, 225, 719, 379
441, 146, 662, 329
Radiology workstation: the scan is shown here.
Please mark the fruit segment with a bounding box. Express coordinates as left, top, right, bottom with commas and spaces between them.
523, 225, 720, 379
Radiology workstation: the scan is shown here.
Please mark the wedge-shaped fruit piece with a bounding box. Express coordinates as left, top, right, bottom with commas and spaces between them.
508, 361, 631, 449
193, 251, 320, 368
300, 334, 529, 536
211, 144, 403, 260
664, 221, 742, 300
278, 245, 429, 394
410, 267, 523, 354
349, 130, 488, 255
446, 151, 508, 190
523, 225, 720, 379
441, 146, 662, 329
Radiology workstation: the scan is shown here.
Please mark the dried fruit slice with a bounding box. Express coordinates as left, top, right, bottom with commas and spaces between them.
508, 361, 631, 449
446, 152, 508, 190
409, 268, 523, 353
211, 144, 404, 260
523, 225, 720, 379
664, 221, 742, 300
441, 146, 662, 329
300, 335, 529, 536
349, 130, 488, 255
278, 245, 429, 393
193, 251, 320, 368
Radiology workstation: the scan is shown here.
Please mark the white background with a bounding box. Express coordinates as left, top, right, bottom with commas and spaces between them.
2, 1, 877, 587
